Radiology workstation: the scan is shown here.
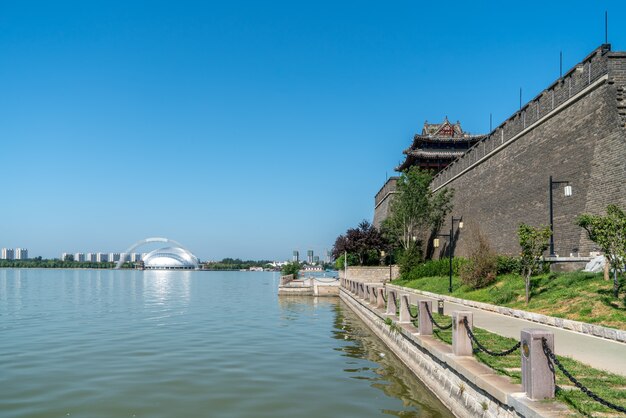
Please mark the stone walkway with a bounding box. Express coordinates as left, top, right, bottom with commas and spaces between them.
406, 293, 626, 377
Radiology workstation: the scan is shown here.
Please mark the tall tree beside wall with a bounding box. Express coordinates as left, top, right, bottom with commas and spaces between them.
382, 167, 454, 272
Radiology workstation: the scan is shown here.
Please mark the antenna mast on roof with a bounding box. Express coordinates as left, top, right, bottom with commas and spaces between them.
605, 11, 608, 44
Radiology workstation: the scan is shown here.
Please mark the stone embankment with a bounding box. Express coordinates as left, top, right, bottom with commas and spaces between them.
278, 275, 339, 296
341, 278, 576, 418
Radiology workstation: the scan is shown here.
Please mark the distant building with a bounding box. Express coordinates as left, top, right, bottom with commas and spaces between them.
61, 252, 72, 261
307, 250, 314, 264
86, 253, 97, 262
130, 253, 142, 262
292, 250, 299, 262
1, 248, 14, 260
74, 253, 85, 262
96, 253, 108, 263
313, 255, 319, 264
109, 253, 121, 262
14, 248, 28, 260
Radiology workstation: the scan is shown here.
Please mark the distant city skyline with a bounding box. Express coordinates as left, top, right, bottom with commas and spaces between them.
1, 1, 624, 260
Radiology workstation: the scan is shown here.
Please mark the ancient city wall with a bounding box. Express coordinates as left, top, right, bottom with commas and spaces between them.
373, 177, 398, 228
427, 45, 626, 257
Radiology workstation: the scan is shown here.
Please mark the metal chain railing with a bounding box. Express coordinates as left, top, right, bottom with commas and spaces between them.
462, 317, 520, 357
424, 303, 452, 330
407, 301, 419, 319
541, 338, 626, 414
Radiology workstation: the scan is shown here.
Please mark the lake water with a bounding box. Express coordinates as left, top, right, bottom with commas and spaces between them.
0, 269, 452, 418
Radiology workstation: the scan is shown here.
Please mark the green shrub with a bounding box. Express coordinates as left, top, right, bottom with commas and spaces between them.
404, 257, 467, 280
334, 253, 360, 270
398, 245, 422, 275
281, 262, 301, 278
460, 230, 497, 289
496, 255, 521, 275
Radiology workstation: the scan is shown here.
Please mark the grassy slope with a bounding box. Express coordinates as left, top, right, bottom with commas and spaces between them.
394, 271, 626, 330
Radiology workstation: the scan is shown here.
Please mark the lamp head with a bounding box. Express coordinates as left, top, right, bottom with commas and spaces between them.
433, 238, 440, 248
564, 185, 572, 197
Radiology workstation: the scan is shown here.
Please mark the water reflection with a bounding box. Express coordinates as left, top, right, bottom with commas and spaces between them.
331, 302, 453, 418
277, 296, 452, 417
142, 269, 191, 305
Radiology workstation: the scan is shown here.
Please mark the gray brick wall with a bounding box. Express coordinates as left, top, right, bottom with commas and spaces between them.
436, 50, 626, 258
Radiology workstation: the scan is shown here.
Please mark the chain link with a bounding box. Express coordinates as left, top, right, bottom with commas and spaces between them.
462, 317, 520, 357
542, 338, 626, 414
425, 303, 453, 330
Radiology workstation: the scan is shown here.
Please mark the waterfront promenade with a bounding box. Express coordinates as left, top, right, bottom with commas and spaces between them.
407, 292, 626, 376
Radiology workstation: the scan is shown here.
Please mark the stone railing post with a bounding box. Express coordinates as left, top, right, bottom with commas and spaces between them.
364, 285, 370, 301
376, 288, 385, 308
368, 286, 374, 304
399, 295, 411, 324
452, 311, 473, 356
417, 300, 433, 336
359, 283, 365, 299
521, 329, 555, 400
385, 290, 397, 316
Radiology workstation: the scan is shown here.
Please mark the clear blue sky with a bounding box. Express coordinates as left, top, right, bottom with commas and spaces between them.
1, 1, 625, 260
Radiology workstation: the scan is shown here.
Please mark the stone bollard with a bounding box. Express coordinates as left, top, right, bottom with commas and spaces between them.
417, 300, 433, 336
399, 295, 412, 324
376, 288, 385, 308
359, 283, 365, 299
386, 290, 397, 316
365, 285, 370, 301
521, 329, 555, 400
452, 311, 473, 356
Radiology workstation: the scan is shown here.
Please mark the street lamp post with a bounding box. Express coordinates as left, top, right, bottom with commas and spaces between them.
434, 216, 463, 293
548, 176, 572, 257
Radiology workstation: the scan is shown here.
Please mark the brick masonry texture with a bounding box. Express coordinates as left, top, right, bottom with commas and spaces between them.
375, 45, 626, 258
373, 177, 398, 229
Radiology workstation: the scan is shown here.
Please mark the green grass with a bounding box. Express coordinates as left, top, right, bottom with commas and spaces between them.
393, 271, 626, 330
413, 311, 626, 416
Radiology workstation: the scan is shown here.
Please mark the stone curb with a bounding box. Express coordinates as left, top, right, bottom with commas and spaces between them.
386, 284, 626, 344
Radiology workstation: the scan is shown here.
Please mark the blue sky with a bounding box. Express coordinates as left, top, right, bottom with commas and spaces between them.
1, 1, 625, 260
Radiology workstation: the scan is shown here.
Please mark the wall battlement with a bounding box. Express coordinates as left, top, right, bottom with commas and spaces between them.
432, 44, 611, 191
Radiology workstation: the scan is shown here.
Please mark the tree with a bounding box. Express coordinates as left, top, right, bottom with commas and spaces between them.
64, 254, 74, 262
382, 167, 454, 271
281, 261, 301, 278
517, 223, 551, 304
332, 220, 388, 266
577, 205, 626, 298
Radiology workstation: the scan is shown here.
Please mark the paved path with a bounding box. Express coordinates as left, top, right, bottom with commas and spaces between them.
408, 293, 626, 377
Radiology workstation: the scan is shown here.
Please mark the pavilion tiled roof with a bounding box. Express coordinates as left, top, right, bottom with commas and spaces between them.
395, 118, 485, 173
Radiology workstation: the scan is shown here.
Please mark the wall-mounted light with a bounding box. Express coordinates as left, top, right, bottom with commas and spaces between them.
433, 238, 440, 248
458, 221, 464, 229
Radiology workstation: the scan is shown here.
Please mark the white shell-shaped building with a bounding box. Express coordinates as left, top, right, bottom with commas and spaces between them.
142, 246, 199, 270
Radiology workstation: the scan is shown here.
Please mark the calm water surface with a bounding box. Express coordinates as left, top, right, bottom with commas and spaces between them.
0, 269, 452, 418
